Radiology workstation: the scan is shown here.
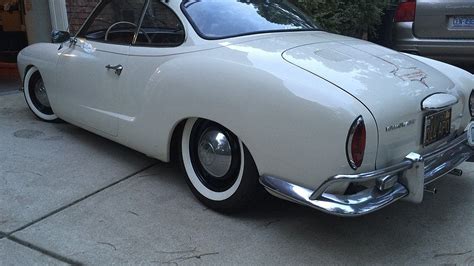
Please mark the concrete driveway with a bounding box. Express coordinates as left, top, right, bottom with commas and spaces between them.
1, 91, 474, 265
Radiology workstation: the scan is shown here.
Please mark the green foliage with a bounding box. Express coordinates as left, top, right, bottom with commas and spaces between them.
291, 0, 395, 38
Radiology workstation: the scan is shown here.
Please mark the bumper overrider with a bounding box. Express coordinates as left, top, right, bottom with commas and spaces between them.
260, 131, 474, 217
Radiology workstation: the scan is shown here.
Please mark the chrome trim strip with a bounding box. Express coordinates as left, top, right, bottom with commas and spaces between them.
346, 116, 364, 170
75, 0, 103, 38
132, 0, 150, 44
260, 132, 474, 216
310, 160, 412, 200
424, 134, 472, 184
260, 176, 408, 217
424, 133, 466, 160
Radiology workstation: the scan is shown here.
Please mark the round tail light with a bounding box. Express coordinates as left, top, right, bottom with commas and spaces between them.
346, 116, 366, 170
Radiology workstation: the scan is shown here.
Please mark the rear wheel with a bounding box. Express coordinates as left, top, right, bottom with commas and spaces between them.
180, 118, 260, 211
23, 66, 60, 122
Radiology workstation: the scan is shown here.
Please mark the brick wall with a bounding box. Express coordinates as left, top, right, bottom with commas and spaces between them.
65, 1, 178, 34
65, 0, 99, 34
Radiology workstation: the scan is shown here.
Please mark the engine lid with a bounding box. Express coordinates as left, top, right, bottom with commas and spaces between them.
282, 40, 456, 112
282, 40, 465, 166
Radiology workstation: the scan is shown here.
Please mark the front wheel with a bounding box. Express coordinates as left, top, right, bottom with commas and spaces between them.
180, 118, 260, 211
23, 66, 60, 122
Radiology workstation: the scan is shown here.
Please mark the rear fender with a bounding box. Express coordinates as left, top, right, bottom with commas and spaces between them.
124, 54, 378, 190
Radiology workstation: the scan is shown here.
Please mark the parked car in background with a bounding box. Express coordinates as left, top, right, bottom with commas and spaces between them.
18, 0, 474, 217
392, 0, 474, 64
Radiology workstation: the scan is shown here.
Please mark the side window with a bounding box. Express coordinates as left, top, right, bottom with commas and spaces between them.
79, 0, 146, 45
135, 0, 185, 47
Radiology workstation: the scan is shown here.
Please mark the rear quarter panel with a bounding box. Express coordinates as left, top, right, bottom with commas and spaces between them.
118, 46, 378, 191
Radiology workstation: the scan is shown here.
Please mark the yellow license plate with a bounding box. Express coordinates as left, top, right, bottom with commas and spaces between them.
423, 109, 451, 146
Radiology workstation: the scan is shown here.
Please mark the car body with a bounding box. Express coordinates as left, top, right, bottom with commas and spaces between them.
17, 0, 474, 216
392, 0, 474, 63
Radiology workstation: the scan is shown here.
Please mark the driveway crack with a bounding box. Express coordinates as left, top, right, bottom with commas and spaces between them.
97, 241, 117, 251
2, 163, 156, 265
434, 250, 472, 258
156, 252, 219, 264
7, 235, 83, 265
6, 163, 156, 237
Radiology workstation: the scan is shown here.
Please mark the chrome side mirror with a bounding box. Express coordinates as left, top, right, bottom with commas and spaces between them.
51, 30, 71, 44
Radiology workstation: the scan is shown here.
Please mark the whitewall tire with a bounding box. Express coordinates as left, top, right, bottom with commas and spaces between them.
23, 66, 60, 122
180, 118, 260, 211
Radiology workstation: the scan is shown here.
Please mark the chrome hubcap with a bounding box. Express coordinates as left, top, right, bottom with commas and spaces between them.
197, 129, 232, 178
34, 79, 50, 107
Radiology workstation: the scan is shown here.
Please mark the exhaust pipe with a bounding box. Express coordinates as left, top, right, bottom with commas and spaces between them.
424, 187, 437, 195
450, 169, 463, 176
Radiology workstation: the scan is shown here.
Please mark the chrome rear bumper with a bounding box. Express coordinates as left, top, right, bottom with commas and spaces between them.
260, 132, 474, 217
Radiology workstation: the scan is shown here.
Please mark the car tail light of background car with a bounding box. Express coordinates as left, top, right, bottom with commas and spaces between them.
346, 116, 366, 170
394, 0, 417, 23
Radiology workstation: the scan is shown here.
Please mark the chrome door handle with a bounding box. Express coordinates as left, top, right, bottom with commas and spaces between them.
105, 64, 123, 76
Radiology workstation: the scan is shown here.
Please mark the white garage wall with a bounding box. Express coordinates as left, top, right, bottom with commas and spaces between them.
24, 0, 51, 44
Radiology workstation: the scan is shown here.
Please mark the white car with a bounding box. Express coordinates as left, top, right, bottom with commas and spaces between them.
17, 0, 474, 216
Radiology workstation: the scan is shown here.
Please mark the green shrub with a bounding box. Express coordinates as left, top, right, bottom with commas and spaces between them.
291, 0, 396, 39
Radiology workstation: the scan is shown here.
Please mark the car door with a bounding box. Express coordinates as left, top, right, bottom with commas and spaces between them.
54, 0, 146, 137
113, 0, 187, 152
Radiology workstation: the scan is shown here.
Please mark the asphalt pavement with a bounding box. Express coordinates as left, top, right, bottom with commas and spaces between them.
1, 89, 474, 265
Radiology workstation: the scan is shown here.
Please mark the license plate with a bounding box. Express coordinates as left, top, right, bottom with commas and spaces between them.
451, 16, 474, 29
423, 109, 452, 146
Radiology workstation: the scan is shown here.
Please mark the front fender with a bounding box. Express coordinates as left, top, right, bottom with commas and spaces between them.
17, 43, 61, 89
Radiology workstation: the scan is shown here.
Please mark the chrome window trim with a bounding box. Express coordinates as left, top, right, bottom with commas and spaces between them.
346, 116, 365, 170
132, 0, 186, 48
132, 0, 150, 44
76, 0, 150, 46
75, 0, 105, 39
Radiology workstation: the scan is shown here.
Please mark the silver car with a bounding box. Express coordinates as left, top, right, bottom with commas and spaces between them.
392, 0, 474, 63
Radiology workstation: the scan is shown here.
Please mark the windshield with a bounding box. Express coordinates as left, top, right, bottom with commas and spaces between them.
182, 0, 319, 39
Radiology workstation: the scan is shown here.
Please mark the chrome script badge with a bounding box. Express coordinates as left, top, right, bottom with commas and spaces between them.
386, 119, 416, 132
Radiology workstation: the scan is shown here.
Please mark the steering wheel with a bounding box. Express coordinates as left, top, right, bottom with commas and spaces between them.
105, 21, 152, 43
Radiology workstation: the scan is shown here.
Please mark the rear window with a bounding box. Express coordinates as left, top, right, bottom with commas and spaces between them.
182, 0, 318, 39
